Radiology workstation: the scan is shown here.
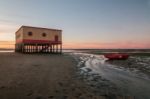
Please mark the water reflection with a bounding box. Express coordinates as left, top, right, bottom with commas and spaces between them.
0, 50, 14, 52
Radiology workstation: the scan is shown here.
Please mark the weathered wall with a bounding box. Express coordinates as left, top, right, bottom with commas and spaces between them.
15, 26, 62, 44
15, 27, 23, 43
23, 26, 62, 41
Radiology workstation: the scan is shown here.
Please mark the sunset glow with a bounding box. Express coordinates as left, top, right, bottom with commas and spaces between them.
0, 0, 150, 49
63, 42, 150, 49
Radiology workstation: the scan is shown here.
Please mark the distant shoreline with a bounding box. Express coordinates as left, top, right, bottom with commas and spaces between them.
64, 49, 150, 56
0, 49, 14, 51
1, 48, 150, 50
1, 49, 150, 55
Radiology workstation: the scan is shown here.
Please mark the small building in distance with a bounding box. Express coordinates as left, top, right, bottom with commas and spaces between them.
15, 26, 62, 53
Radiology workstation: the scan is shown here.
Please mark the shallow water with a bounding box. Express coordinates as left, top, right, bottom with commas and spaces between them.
0, 50, 14, 52
71, 52, 150, 99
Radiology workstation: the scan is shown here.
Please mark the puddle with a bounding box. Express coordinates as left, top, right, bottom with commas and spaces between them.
71, 52, 150, 99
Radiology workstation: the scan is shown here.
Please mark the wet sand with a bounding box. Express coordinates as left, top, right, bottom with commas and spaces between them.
71, 52, 150, 99
0, 52, 108, 99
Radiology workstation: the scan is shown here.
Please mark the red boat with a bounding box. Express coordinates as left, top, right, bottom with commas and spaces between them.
104, 53, 129, 60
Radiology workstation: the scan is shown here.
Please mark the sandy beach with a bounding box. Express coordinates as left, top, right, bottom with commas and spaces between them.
1, 51, 147, 99
0, 52, 108, 99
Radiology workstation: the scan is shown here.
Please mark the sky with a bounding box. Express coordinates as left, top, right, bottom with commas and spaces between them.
0, 0, 150, 49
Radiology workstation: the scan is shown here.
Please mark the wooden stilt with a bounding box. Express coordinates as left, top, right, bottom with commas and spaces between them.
60, 44, 62, 53
49, 45, 50, 53
29, 45, 30, 53
51, 45, 52, 53
32, 45, 33, 53
47, 45, 48, 53
53, 45, 55, 53
32, 45, 34, 53
59, 44, 61, 53
27, 45, 29, 53
31, 45, 32, 53
45, 45, 47, 53
23, 45, 25, 53
16, 43, 62, 54
18, 44, 19, 52
37, 45, 39, 52
47, 44, 48, 53
26, 44, 27, 53
48, 45, 50, 53
30, 45, 31, 53
34, 44, 35, 52
55, 45, 56, 53
41, 45, 43, 53
36, 44, 38, 53
26, 45, 27, 53
50, 45, 51, 53
56, 44, 57, 53
22, 44, 24, 53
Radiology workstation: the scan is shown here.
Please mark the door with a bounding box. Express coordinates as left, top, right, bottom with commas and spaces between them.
55, 35, 58, 42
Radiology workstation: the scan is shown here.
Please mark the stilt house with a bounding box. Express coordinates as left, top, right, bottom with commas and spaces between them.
15, 26, 62, 53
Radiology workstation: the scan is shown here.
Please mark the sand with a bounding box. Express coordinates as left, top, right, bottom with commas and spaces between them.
0, 52, 108, 99
0, 52, 136, 99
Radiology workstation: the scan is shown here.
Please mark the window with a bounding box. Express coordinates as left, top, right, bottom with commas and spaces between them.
28, 32, 32, 36
42, 33, 46, 37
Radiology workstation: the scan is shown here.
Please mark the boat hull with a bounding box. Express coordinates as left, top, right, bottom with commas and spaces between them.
104, 53, 129, 60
